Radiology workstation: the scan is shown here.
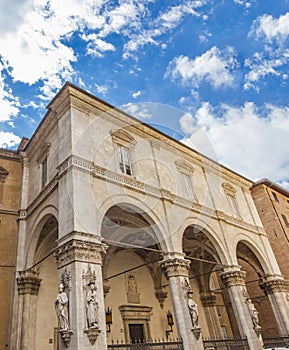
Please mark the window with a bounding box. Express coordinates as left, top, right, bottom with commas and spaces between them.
221, 326, 228, 339
281, 214, 289, 228
118, 146, 132, 175
272, 192, 279, 202
175, 160, 195, 200
111, 129, 135, 176
41, 156, 48, 188
222, 183, 240, 218
0, 167, 9, 205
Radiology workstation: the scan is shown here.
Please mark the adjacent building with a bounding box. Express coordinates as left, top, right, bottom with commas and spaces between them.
1, 83, 289, 350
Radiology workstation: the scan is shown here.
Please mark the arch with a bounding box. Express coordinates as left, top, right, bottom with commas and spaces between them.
96, 195, 169, 252
179, 216, 229, 265
26, 205, 58, 268
233, 234, 271, 274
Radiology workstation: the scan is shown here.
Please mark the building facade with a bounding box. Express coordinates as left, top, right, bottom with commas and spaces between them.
1, 83, 289, 350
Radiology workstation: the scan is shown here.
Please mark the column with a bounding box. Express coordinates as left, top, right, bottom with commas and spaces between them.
54, 232, 107, 350
219, 265, 263, 350
200, 292, 223, 338
16, 269, 42, 350
160, 252, 204, 350
260, 274, 289, 336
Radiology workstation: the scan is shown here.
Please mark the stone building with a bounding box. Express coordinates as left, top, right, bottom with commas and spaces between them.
1, 82, 289, 350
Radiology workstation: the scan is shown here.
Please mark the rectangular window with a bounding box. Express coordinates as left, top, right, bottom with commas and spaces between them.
227, 194, 240, 218
272, 192, 279, 202
281, 214, 289, 228
221, 326, 228, 339
118, 146, 132, 175
182, 173, 193, 198
41, 156, 48, 188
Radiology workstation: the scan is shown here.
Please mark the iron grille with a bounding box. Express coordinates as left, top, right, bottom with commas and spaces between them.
203, 337, 250, 350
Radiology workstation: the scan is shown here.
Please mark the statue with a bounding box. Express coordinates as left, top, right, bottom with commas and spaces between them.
127, 274, 138, 294
86, 281, 99, 328
247, 298, 259, 328
187, 290, 199, 328
55, 283, 69, 331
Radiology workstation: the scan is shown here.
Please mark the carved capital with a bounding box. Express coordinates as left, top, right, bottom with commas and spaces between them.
260, 278, 289, 295
17, 270, 42, 295
200, 292, 217, 307
54, 236, 107, 268
160, 257, 190, 278
219, 268, 246, 288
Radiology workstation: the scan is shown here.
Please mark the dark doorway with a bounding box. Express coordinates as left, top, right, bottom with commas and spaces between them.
129, 324, 145, 342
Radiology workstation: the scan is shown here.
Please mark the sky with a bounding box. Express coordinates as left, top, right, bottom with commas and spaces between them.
0, 0, 289, 188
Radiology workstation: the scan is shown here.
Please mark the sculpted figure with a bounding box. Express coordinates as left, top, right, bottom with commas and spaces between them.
86, 281, 99, 328
247, 298, 259, 328
55, 283, 69, 331
127, 274, 137, 294
187, 290, 199, 327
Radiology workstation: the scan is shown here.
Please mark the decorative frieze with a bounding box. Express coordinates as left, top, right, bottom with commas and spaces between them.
54, 238, 107, 268
17, 270, 42, 295
219, 268, 246, 288
160, 257, 190, 278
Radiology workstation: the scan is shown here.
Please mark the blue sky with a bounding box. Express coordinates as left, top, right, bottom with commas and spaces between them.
0, 0, 289, 188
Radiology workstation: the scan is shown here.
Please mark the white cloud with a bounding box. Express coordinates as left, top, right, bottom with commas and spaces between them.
122, 102, 152, 119
180, 102, 289, 185
132, 90, 142, 98
81, 34, 115, 57
165, 46, 237, 89
0, 131, 21, 148
251, 12, 289, 44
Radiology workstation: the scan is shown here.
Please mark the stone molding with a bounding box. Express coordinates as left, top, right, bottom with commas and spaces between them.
219, 268, 246, 288
200, 292, 217, 307
54, 234, 107, 268
260, 278, 289, 295
17, 270, 42, 295
160, 256, 190, 278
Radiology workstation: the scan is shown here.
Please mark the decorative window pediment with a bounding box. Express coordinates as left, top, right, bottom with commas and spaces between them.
36, 143, 51, 164
222, 182, 236, 195
175, 159, 194, 175
111, 129, 135, 147
222, 182, 240, 218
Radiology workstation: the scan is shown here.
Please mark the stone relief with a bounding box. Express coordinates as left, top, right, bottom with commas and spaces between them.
127, 273, 140, 304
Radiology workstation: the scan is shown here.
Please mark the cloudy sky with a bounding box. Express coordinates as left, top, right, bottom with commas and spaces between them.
0, 0, 289, 188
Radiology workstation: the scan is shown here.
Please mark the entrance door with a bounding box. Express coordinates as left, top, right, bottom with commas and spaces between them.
129, 324, 145, 343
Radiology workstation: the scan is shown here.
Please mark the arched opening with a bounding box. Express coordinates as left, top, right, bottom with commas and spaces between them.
33, 215, 59, 349
101, 204, 175, 343
237, 241, 279, 337
182, 225, 233, 340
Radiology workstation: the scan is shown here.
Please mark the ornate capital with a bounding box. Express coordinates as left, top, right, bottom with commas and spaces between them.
219, 268, 246, 288
200, 292, 217, 307
260, 278, 288, 295
160, 257, 190, 278
17, 270, 42, 295
54, 235, 107, 269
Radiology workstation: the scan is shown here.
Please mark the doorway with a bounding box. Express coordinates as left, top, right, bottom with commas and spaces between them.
129, 324, 145, 343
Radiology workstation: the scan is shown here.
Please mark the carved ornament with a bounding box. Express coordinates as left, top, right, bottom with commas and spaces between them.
160, 258, 190, 278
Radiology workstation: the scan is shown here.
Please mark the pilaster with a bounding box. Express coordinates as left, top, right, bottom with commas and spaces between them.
54, 232, 107, 350
219, 266, 263, 350
260, 275, 289, 335
160, 252, 204, 350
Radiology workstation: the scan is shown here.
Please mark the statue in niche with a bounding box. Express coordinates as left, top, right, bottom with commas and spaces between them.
127, 274, 138, 294
55, 283, 69, 331
86, 281, 99, 328
187, 289, 199, 328
247, 298, 260, 328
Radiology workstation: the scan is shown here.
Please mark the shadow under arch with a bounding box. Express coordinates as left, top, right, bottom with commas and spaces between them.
26, 206, 58, 269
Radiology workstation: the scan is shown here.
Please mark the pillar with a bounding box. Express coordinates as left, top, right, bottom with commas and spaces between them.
16, 269, 42, 350
54, 232, 107, 349
160, 252, 204, 350
260, 274, 289, 336
219, 265, 263, 350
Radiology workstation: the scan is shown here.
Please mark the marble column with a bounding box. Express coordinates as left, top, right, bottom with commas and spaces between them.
16, 269, 42, 350
260, 274, 289, 336
219, 265, 263, 350
54, 232, 107, 350
200, 292, 223, 338
160, 252, 204, 350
